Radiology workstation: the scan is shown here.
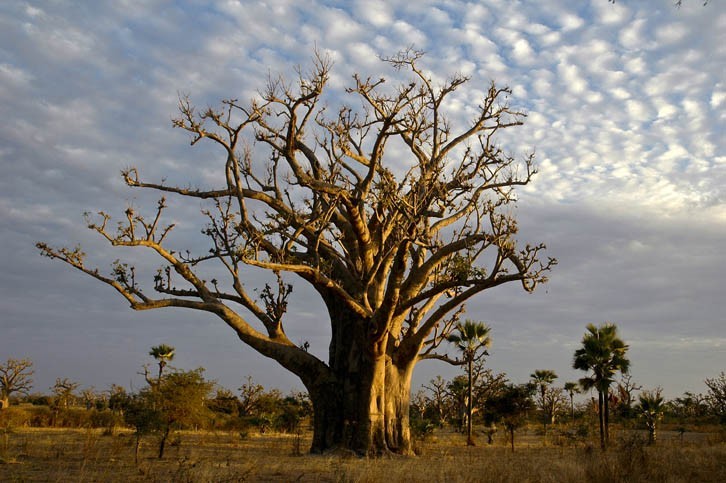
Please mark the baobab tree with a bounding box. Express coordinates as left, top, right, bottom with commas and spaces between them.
37, 50, 555, 455
0, 358, 34, 409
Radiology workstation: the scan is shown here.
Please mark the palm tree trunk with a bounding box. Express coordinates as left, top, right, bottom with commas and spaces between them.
604, 389, 610, 446
598, 391, 605, 450
466, 356, 474, 446
541, 387, 547, 440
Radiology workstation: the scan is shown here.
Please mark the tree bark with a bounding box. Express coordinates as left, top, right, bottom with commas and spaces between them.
158, 426, 170, 459
598, 391, 605, 450
383, 360, 413, 454
134, 434, 142, 465
304, 301, 414, 456
604, 389, 610, 446
647, 423, 656, 445
467, 357, 475, 446
0, 396, 8, 410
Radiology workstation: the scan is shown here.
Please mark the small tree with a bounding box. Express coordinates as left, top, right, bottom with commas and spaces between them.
447, 320, 491, 446
51, 378, 79, 409
530, 369, 557, 439
207, 387, 240, 418
671, 391, 708, 420
123, 392, 163, 464
615, 374, 642, 419
238, 375, 266, 417
154, 368, 214, 458
0, 358, 34, 409
80, 387, 98, 410
487, 383, 533, 452
563, 382, 580, 423
422, 376, 451, 426
637, 388, 665, 444
472, 365, 507, 443
704, 372, 726, 422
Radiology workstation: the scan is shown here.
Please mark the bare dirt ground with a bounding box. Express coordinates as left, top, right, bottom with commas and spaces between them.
1, 427, 724, 482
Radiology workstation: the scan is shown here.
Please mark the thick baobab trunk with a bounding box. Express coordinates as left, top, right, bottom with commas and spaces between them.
308, 353, 413, 455
383, 361, 413, 454
306, 303, 414, 456
0, 396, 9, 410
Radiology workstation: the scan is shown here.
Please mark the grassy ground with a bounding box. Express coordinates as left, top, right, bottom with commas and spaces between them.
1, 426, 724, 482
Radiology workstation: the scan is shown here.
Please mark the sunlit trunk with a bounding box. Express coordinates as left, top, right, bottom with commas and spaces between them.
647, 423, 656, 444
466, 356, 475, 446
384, 361, 413, 454
307, 303, 413, 455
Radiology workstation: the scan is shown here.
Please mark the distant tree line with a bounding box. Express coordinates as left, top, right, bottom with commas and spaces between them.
0, 349, 312, 459
2, 334, 725, 454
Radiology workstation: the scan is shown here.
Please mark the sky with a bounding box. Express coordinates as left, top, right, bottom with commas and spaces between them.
0, 0, 724, 402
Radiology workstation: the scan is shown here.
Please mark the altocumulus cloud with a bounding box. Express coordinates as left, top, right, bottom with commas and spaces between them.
0, 0, 723, 398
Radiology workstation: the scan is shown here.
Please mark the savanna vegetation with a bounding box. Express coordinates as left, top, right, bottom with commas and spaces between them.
1, 345, 725, 481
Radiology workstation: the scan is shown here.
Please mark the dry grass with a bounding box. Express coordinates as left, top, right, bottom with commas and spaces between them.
0, 426, 724, 482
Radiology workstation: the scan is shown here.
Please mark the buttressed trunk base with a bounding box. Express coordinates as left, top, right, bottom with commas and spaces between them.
306, 334, 414, 456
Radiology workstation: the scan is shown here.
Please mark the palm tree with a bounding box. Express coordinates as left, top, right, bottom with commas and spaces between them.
637, 388, 665, 444
530, 369, 557, 439
573, 323, 630, 449
149, 344, 175, 385
447, 320, 492, 446
563, 382, 580, 423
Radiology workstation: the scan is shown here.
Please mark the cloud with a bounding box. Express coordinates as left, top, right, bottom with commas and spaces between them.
0, 0, 723, 399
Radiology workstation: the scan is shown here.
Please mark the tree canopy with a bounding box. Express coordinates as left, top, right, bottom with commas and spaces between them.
37, 50, 554, 455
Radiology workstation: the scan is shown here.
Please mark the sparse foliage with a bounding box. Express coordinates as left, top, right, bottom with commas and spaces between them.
51, 378, 79, 410
0, 358, 34, 410
704, 371, 726, 422
615, 373, 642, 419
37, 50, 554, 455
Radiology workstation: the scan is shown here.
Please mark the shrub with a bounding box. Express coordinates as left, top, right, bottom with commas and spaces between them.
0, 407, 31, 429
